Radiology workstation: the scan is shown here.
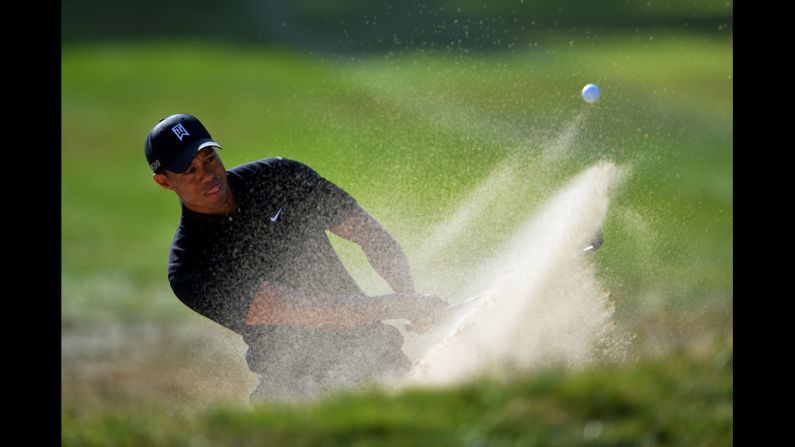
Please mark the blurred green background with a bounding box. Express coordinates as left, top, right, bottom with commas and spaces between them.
62, 0, 731, 444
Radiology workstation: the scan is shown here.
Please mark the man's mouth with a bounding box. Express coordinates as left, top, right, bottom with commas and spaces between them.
205, 182, 222, 197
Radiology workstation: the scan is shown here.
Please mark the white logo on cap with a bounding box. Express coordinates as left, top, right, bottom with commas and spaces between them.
150, 159, 161, 171
172, 123, 190, 141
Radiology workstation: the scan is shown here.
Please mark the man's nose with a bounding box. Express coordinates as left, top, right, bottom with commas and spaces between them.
198, 164, 214, 182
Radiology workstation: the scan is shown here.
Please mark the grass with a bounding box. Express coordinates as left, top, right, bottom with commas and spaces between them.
62, 32, 731, 443
62, 343, 732, 446
62, 34, 731, 324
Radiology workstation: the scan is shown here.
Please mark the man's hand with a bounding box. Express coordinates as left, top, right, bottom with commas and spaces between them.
387, 293, 450, 333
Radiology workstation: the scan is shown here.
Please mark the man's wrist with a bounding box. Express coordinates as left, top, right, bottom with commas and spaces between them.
391, 277, 416, 294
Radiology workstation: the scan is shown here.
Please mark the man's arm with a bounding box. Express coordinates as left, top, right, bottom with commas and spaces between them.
329, 206, 416, 293
245, 281, 442, 329
244, 202, 448, 330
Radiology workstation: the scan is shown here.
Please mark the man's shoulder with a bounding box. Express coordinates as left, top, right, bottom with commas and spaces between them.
228, 157, 321, 189
229, 157, 308, 177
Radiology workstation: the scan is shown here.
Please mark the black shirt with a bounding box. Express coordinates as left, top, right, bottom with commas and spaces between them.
167, 157, 363, 337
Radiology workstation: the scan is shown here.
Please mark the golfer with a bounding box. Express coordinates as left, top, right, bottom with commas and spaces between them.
145, 113, 448, 402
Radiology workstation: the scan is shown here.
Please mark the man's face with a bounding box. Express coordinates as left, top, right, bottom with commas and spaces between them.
153, 147, 234, 214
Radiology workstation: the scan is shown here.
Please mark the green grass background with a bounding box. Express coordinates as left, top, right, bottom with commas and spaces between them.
63, 349, 732, 446
62, 28, 731, 444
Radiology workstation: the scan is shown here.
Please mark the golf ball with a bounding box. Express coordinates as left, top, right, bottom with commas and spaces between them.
582, 83, 600, 103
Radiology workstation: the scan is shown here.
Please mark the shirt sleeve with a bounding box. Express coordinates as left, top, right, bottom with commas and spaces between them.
279, 158, 360, 229
168, 236, 259, 333
169, 268, 260, 333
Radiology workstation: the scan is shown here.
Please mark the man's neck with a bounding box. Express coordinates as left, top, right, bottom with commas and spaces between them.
183, 193, 238, 216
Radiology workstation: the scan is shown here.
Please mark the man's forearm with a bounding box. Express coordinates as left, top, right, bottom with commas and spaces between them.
330, 207, 416, 293
245, 282, 404, 328
245, 282, 449, 333
360, 236, 415, 293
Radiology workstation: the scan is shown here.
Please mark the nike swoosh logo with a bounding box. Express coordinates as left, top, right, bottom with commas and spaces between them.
270, 208, 283, 222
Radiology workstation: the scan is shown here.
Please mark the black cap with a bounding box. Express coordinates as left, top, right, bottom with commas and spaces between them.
144, 114, 222, 173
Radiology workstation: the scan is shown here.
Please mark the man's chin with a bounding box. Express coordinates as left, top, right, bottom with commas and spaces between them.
207, 193, 233, 211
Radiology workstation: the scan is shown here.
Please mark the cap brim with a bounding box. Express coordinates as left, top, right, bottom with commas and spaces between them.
165, 139, 223, 173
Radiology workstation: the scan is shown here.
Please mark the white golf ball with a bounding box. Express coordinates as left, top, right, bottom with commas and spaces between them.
582, 83, 601, 103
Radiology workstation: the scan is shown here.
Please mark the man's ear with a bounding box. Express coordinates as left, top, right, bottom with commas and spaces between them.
152, 173, 174, 191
